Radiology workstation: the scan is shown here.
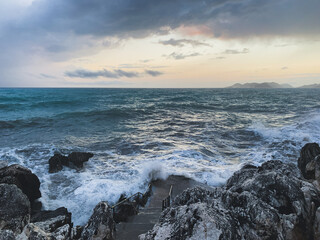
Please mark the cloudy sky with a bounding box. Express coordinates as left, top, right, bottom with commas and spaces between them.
0, 0, 319, 87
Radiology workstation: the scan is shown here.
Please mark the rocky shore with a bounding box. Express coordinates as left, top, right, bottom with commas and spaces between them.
2, 144, 320, 239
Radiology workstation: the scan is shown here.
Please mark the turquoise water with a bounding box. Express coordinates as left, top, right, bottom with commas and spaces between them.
1, 88, 320, 224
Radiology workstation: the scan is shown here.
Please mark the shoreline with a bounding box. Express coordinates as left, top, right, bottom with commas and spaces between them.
1, 142, 320, 239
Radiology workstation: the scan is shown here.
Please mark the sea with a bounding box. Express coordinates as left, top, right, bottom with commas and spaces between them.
1, 88, 320, 225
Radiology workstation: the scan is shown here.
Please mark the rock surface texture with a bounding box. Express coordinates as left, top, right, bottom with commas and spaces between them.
141, 158, 320, 240
81, 201, 116, 240
0, 164, 41, 202
0, 184, 31, 234
298, 142, 320, 179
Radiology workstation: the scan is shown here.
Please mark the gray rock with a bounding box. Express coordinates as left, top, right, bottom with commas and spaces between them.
298, 143, 320, 179
52, 224, 70, 240
81, 201, 116, 240
31, 207, 72, 233
17, 223, 53, 240
0, 164, 41, 202
0, 230, 15, 240
0, 184, 30, 234
141, 160, 320, 240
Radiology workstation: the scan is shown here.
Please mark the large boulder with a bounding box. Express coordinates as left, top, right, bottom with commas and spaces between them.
0, 164, 41, 202
0, 184, 31, 234
48, 154, 68, 173
81, 201, 116, 240
48, 152, 94, 173
67, 152, 93, 169
141, 160, 320, 240
298, 143, 320, 179
31, 207, 72, 233
17, 207, 73, 240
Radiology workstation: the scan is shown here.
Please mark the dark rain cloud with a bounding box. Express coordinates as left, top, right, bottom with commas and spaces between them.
1, 0, 320, 85
159, 39, 211, 47
1, 0, 320, 60
65, 68, 163, 79
4, 0, 320, 40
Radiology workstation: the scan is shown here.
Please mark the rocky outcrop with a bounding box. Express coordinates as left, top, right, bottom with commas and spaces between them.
48, 152, 94, 173
31, 207, 72, 233
49, 154, 69, 173
0, 184, 31, 234
81, 201, 116, 240
67, 152, 94, 169
18, 207, 73, 239
141, 160, 320, 240
113, 201, 138, 223
298, 143, 320, 180
0, 164, 41, 202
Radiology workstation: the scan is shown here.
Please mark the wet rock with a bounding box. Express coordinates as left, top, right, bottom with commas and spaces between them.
0, 164, 41, 202
67, 152, 93, 169
298, 143, 320, 179
48, 154, 68, 173
0, 230, 15, 240
141, 160, 320, 240
31, 207, 72, 233
81, 201, 116, 240
0, 184, 30, 234
48, 152, 94, 173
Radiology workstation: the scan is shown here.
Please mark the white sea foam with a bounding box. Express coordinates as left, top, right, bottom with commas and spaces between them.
1, 110, 320, 225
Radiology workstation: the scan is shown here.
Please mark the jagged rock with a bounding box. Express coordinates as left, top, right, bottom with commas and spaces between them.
67, 152, 93, 169
31, 207, 72, 233
18, 223, 53, 240
70, 226, 83, 240
0, 184, 30, 234
51, 224, 70, 240
0, 164, 41, 202
48, 152, 93, 173
0, 230, 15, 240
81, 201, 116, 240
48, 154, 68, 173
17, 207, 72, 240
141, 187, 237, 240
113, 202, 138, 223
141, 160, 320, 240
298, 143, 320, 179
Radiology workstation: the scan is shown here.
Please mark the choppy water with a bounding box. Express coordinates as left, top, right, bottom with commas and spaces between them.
1, 88, 320, 225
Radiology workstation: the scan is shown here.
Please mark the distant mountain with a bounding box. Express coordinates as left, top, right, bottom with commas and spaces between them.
299, 84, 320, 88
228, 82, 293, 89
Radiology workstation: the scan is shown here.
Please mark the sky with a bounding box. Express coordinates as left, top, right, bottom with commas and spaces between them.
0, 0, 319, 88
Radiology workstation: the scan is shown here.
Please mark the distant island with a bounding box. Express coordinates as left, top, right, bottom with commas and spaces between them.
228, 82, 293, 89
299, 84, 320, 88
